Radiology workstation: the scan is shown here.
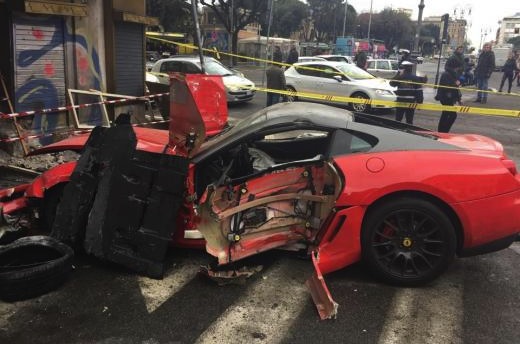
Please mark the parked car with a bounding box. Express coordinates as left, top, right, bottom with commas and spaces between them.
146, 51, 161, 71
297, 56, 327, 63
149, 55, 256, 103
284, 61, 396, 112
366, 59, 399, 79
2, 84, 520, 318
315, 55, 353, 64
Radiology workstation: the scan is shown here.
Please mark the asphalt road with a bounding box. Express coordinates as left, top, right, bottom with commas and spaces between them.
1, 61, 520, 344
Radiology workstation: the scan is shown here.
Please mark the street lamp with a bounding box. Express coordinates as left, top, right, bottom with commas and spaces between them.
367, 0, 373, 42
342, 1, 348, 37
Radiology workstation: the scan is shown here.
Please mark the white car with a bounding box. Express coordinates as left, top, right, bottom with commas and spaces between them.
297, 56, 327, 63
366, 59, 399, 79
284, 61, 396, 113
316, 55, 353, 64
148, 56, 255, 103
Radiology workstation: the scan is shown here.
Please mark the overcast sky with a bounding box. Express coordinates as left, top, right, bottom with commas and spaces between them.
345, 0, 519, 47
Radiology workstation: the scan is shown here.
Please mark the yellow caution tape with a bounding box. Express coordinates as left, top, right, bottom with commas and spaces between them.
146, 36, 520, 118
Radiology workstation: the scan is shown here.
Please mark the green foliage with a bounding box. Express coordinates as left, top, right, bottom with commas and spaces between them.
200, 0, 268, 33
507, 36, 520, 50
146, 0, 192, 32
307, 0, 357, 42
269, 0, 308, 38
360, 8, 414, 51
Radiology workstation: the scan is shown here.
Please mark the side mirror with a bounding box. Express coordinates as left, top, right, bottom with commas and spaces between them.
333, 75, 343, 82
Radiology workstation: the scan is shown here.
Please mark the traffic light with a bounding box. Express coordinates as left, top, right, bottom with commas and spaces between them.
441, 14, 449, 44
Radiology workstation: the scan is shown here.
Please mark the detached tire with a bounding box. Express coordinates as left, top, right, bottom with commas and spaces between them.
0, 236, 74, 301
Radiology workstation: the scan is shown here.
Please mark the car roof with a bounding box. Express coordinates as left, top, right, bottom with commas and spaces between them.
156, 55, 217, 63
317, 55, 347, 58
293, 60, 346, 67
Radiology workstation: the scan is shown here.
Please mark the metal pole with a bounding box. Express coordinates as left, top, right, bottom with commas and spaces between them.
434, 43, 444, 85
367, 0, 373, 41
230, 0, 234, 65
191, 0, 205, 73
414, 0, 425, 52
342, 1, 348, 37
261, 0, 274, 86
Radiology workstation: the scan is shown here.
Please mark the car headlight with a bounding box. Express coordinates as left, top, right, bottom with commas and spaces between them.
227, 85, 241, 92
375, 89, 394, 96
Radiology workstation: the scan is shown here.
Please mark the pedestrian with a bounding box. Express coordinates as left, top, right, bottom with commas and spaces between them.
398, 50, 411, 68
473, 43, 495, 104
273, 46, 283, 65
498, 52, 517, 94
435, 66, 462, 133
286, 45, 299, 65
389, 61, 426, 125
514, 50, 520, 87
354, 50, 368, 70
265, 55, 286, 107
445, 45, 465, 77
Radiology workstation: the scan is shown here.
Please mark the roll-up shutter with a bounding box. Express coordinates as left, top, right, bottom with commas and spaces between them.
115, 22, 144, 96
13, 15, 66, 112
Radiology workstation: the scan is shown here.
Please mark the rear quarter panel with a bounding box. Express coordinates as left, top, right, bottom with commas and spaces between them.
334, 151, 519, 206
333, 150, 520, 248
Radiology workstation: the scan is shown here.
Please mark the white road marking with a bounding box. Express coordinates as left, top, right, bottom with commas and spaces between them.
377, 274, 464, 344
138, 262, 200, 313
195, 261, 309, 344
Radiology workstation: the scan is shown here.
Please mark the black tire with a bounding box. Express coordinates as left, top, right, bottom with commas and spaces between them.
285, 86, 298, 102
361, 197, 456, 286
40, 183, 66, 232
350, 92, 370, 113
0, 236, 74, 301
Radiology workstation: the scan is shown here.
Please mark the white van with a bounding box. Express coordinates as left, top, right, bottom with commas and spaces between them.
493, 45, 513, 71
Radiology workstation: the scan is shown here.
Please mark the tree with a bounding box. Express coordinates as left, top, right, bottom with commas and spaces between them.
146, 0, 192, 33
419, 24, 441, 55
200, 0, 268, 64
269, 0, 308, 38
307, 0, 356, 43
362, 8, 414, 51
507, 36, 520, 50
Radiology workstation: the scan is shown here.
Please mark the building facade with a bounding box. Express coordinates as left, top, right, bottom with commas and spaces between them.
498, 12, 520, 45
0, 0, 156, 154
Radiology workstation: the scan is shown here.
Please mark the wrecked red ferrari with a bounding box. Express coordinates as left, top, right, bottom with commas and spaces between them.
1, 75, 520, 319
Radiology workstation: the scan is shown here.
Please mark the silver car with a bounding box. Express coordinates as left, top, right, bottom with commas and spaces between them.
366, 59, 399, 79
149, 56, 255, 103
284, 61, 396, 113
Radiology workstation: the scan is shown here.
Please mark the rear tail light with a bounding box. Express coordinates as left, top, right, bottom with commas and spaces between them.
501, 158, 517, 175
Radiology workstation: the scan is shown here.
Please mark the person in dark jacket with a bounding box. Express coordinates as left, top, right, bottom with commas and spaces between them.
286, 45, 299, 65
445, 45, 465, 77
354, 51, 368, 70
473, 43, 495, 104
265, 55, 286, 107
389, 61, 426, 124
273, 46, 283, 65
435, 67, 462, 133
499, 52, 517, 93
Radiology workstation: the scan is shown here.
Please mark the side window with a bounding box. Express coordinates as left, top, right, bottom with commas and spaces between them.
160, 61, 182, 73
319, 66, 341, 79
390, 61, 399, 70
183, 62, 202, 74
295, 64, 321, 77
367, 61, 376, 69
328, 129, 377, 156
378, 61, 390, 70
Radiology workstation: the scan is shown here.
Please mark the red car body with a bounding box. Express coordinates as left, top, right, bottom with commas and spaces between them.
1, 76, 519, 320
